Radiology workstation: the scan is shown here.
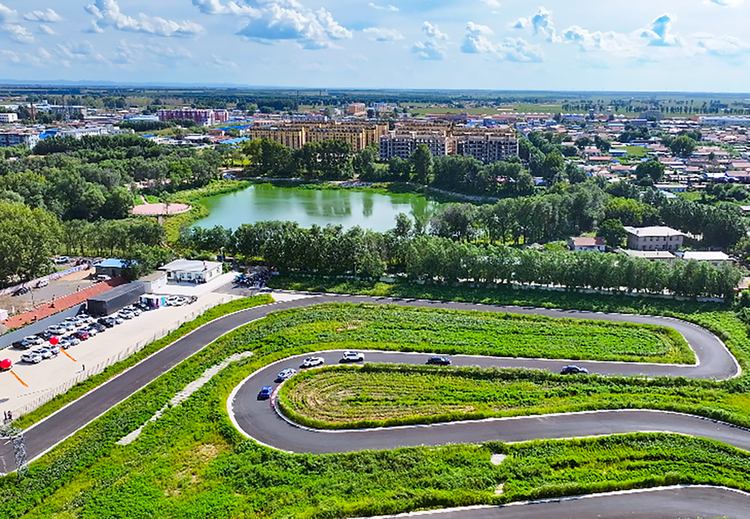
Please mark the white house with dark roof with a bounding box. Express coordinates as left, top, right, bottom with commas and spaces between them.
159, 259, 222, 284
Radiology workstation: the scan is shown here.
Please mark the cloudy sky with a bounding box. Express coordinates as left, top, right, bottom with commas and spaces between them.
0, 0, 748, 91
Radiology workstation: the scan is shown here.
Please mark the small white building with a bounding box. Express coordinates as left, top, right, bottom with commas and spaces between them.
159, 259, 222, 284
675, 251, 733, 267
618, 249, 676, 262
568, 236, 606, 252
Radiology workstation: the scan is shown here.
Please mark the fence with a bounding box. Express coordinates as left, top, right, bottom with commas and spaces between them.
0, 264, 91, 298
8, 294, 236, 420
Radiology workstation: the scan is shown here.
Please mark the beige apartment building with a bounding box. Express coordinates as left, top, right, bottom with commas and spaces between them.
624, 226, 684, 251
242, 122, 387, 152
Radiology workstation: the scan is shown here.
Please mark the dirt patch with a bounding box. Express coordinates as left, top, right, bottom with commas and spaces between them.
131, 203, 191, 216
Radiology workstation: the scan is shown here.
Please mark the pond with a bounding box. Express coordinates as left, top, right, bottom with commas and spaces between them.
193, 184, 442, 232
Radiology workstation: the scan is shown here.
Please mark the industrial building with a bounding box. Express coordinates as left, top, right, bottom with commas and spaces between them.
159, 259, 222, 284
87, 283, 146, 317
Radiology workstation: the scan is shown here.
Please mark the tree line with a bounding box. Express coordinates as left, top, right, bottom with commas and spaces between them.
180, 219, 741, 300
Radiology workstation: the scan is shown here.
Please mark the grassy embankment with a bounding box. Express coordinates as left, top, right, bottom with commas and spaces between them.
5, 301, 750, 519
12, 294, 274, 430
158, 179, 250, 243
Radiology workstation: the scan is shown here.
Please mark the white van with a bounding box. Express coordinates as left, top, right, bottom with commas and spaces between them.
36, 279, 49, 288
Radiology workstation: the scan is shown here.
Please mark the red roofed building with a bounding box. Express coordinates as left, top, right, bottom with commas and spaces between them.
568, 236, 606, 252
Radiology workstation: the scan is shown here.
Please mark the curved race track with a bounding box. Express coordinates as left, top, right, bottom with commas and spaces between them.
2, 294, 749, 518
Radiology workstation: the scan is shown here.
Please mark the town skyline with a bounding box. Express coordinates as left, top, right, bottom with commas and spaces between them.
0, 1, 749, 92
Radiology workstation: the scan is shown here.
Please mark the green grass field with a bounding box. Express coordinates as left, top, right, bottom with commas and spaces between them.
278, 363, 739, 429
625, 146, 649, 157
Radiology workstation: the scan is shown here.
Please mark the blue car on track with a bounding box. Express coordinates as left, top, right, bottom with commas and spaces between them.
258, 386, 273, 400
560, 365, 589, 375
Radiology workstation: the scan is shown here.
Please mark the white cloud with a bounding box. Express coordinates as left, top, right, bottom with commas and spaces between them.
422, 21, 448, 40
368, 2, 399, 11
461, 22, 495, 53
709, 0, 743, 5
235, 0, 351, 50
563, 26, 639, 57
85, 0, 203, 37
4, 24, 34, 43
641, 13, 681, 47
24, 9, 63, 23
412, 40, 445, 60
694, 32, 750, 57
461, 22, 542, 62
480, 0, 501, 7
513, 7, 560, 42
114, 39, 193, 65
363, 27, 404, 41
207, 54, 238, 69
38, 24, 55, 35
56, 40, 109, 66
0, 3, 17, 23
191, 0, 259, 16
0, 48, 19, 62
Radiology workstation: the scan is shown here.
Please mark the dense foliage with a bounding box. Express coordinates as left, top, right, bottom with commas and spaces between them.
183, 220, 742, 299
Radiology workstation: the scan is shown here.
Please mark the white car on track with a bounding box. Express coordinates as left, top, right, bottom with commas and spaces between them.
341, 351, 365, 362
301, 357, 325, 368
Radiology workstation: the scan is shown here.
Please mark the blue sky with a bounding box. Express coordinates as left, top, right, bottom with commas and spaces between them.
0, 0, 748, 91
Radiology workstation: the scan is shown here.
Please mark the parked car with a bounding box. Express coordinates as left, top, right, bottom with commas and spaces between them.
36, 331, 54, 341
89, 322, 106, 333
35, 279, 49, 288
23, 335, 43, 346
48, 325, 68, 335
73, 330, 90, 341
118, 310, 134, 320
123, 306, 142, 316
61, 322, 76, 332
12, 340, 28, 350
301, 357, 325, 368
83, 326, 99, 337
59, 336, 80, 349
13, 286, 30, 296
32, 348, 53, 360
258, 386, 273, 400
98, 318, 115, 328
560, 365, 589, 375
426, 356, 451, 366
341, 351, 365, 362
21, 353, 43, 364
276, 368, 297, 382
96, 274, 112, 281
54, 256, 70, 265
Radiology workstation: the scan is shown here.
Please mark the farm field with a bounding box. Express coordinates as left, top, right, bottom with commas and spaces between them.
278, 363, 740, 429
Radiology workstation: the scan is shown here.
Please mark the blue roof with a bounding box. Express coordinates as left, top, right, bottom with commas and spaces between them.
223, 137, 251, 145
96, 258, 129, 269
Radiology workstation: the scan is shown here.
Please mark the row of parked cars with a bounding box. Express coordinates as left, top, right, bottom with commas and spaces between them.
12, 303, 150, 364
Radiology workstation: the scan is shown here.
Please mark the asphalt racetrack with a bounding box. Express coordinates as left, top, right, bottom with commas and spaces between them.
2, 294, 748, 518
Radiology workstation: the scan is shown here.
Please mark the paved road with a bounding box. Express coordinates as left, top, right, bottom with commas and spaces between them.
365, 487, 750, 519
1, 294, 747, 517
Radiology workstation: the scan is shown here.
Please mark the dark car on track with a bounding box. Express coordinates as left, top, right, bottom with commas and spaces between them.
258, 386, 273, 400
36, 331, 54, 341
560, 365, 589, 375
426, 356, 451, 366
98, 318, 115, 328
13, 286, 30, 296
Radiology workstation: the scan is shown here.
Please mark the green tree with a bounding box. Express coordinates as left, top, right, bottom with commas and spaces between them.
0, 201, 61, 283
409, 144, 433, 185
669, 135, 697, 158
635, 160, 666, 183
597, 219, 628, 248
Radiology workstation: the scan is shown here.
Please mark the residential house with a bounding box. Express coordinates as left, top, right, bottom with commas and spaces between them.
568, 237, 606, 252
624, 226, 684, 251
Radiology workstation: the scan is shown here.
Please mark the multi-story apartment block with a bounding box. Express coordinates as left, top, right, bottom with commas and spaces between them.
158, 108, 229, 127
0, 131, 39, 148
0, 113, 19, 123
379, 132, 455, 160
453, 129, 519, 163
241, 122, 388, 152
347, 103, 367, 116
244, 127, 306, 148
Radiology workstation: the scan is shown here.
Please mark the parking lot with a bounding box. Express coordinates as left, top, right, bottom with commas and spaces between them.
0, 268, 99, 318
0, 291, 241, 416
